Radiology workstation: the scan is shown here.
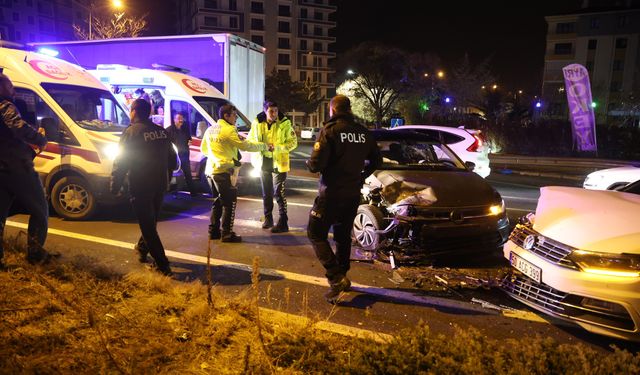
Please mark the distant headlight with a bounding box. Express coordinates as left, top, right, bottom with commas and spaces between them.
103, 143, 121, 161
567, 250, 640, 277
489, 200, 505, 215
250, 167, 261, 178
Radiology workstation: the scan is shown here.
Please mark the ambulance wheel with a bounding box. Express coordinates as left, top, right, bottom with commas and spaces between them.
51, 176, 97, 220
352, 205, 384, 251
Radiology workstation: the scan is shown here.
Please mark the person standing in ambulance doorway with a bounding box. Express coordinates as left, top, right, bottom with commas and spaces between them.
167, 112, 197, 197
0, 73, 58, 269
248, 101, 297, 233
201, 104, 267, 243
306, 95, 382, 304
111, 99, 177, 276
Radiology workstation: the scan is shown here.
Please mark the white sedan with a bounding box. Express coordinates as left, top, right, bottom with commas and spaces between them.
583, 165, 640, 190
503, 181, 640, 341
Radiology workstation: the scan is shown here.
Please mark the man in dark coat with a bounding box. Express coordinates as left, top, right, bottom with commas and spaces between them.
111, 99, 177, 275
306, 95, 382, 303
166, 112, 197, 196
0, 73, 57, 268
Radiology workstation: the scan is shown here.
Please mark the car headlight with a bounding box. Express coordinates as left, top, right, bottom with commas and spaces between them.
489, 200, 505, 216
567, 250, 640, 277
103, 143, 121, 161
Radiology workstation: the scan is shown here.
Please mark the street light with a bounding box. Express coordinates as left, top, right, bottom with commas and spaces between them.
75, 0, 124, 40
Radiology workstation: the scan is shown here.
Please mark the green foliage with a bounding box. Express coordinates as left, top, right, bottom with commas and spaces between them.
337, 42, 410, 127
265, 69, 322, 116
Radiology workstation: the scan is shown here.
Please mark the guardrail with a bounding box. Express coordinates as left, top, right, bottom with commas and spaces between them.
490, 154, 639, 179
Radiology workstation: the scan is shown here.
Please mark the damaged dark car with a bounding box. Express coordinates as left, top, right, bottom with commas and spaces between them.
352, 130, 510, 265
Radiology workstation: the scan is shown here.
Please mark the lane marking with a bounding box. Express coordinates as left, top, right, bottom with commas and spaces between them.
238, 196, 313, 208
507, 208, 532, 213
289, 187, 319, 193
5, 219, 544, 323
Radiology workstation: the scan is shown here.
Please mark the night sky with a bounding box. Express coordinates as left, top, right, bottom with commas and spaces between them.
333, 0, 584, 94
131, 0, 584, 94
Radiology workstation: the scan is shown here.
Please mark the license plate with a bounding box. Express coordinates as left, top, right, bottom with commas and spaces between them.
510, 252, 541, 283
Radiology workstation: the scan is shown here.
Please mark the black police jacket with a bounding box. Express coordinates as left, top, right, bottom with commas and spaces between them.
0, 98, 47, 171
111, 118, 177, 196
307, 113, 382, 198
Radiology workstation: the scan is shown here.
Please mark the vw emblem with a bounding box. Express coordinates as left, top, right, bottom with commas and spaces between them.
523, 234, 537, 250
449, 210, 465, 224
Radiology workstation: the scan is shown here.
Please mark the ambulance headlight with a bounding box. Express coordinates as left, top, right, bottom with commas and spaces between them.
103, 143, 121, 161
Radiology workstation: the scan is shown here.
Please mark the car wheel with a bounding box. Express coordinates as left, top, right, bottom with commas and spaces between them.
311, 135, 316, 141
50, 176, 96, 220
352, 205, 385, 251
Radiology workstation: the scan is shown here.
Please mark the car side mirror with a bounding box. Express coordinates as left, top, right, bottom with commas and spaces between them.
465, 161, 476, 170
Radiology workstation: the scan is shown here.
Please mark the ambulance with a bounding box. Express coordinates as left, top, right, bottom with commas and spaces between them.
0, 44, 130, 220
89, 64, 255, 181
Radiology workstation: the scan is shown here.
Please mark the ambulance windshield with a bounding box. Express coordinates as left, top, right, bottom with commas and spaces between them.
194, 96, 251, 131
41, 83, 130, 132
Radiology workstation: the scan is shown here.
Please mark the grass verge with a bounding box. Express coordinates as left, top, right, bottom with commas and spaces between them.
1, 237, 639, 374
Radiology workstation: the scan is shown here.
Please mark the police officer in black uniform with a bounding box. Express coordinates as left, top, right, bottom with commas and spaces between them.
0, 73, 58, 268
307, 95, 382, 303
111, 99, 177, 276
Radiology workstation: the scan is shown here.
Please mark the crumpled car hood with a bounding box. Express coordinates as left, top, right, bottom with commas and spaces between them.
533, 186, 640, 254
365, 170, 498, 207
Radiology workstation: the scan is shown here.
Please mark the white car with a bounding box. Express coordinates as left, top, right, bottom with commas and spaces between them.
583, 166, 640, 190
503, 181, 640, 341
300, 127, 321, 141
391, 125, 490, 178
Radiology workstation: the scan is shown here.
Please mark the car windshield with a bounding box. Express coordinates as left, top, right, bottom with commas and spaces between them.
41, 83, 129, 132
377, 138, 467, 171
194, 96, 251, 131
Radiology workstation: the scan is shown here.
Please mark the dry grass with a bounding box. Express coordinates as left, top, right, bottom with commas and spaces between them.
2, 236, 640, 374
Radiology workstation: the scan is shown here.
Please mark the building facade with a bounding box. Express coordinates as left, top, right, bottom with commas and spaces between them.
543, 3, 640, 124
0, 0, 87, 44
177, 0, 336, 126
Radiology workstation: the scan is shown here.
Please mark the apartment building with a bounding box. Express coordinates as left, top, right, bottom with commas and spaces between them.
0, 0, 85, 44
177, 0, 336, 126
542, 2, 640, 124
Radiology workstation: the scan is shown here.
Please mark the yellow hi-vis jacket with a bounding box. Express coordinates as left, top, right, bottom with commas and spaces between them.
200, 118, 266, 175
247, 112, 297, 173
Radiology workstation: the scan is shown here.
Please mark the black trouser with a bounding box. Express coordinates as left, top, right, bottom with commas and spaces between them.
131, 190, 170, 268
307, 195, 360, 284
260, 157, 287, 221
175, 152, 195, 193
0, 165, 48, 261
207, 171, 237, 235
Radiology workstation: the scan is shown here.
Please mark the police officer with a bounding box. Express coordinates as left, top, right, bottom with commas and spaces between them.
248, 101, 297, 233
0, 73, 57, 268
307, 95, 382, 303
201, 104, 267, 243
111, 99, 177, 276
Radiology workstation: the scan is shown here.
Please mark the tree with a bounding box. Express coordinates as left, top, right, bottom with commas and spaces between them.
264, 69, 322, 117
447, 54, 495, 117
336, 78, 388, 123
337, 42, 410, 127
74, 12, 147, 40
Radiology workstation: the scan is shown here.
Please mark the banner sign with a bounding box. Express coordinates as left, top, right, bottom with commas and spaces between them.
562, 64, 597, 152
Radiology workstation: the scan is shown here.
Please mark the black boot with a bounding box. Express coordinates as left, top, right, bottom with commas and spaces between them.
135, 239, 149, 263
262, 215, 274, 229
208, 225, 221, 240
221, 232, 242, 243
324, 276, 351, 304
271, 217, 289, 233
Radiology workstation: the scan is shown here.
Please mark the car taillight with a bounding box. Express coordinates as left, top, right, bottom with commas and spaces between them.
467, 134, 483, 152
